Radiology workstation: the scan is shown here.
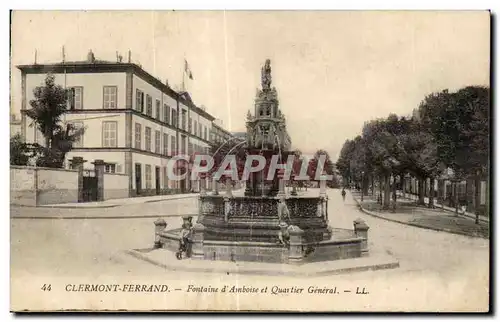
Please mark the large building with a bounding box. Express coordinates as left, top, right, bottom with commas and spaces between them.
17, 51, 232, 197
211, 119, 233, 145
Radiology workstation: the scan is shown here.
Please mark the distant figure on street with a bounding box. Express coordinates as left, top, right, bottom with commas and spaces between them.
341, 188, 346, 202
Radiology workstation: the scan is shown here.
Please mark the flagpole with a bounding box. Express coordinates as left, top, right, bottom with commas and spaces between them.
182, 57, 186, 92
62, 46, 67, 88
63, 46, 67, 125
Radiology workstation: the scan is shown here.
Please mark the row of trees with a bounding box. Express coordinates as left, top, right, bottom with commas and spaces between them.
336, 86, 489, 221
11, 74, 84, 168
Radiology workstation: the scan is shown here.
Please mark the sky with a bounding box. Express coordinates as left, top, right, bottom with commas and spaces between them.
10, 10, 490, 160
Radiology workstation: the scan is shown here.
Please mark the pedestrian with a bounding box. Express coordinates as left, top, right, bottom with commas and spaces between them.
176, 222, 193, 260
277, 221, 291, 247
461, 203, 467, 216
341, 188, 346, 202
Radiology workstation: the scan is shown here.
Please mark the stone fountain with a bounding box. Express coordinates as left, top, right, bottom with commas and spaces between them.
155, 60, 371, 265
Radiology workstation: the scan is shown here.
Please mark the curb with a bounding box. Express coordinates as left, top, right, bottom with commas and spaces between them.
144, 195, 198, 203
11, 204, 119, 209
124, 250, 400, 277
11, 213, 199, 220
351, 195, 488, 240
12, 194, 199, 210
39, 204, 119, 209
395, 193, 489, 224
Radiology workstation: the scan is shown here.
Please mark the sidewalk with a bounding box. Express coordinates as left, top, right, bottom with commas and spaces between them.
37, 187, 248, 209
396, 191, 489, 223
38, 193, 199, 209
351, 191, 489, 239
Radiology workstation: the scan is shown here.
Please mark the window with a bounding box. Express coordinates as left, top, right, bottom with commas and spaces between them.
199, 123, 202, 138
163, 167, 168, 189
104, 164, 116, 173
171, 136, 176, 154
189, 117, 192, 133
163, 133, 169, 156
193, 120, 197, 136
155, 99, 161, 120
69, 87, 83, 110
181, 110, 186, 130
134, 123, 141, 149
70, 121, 84, 148
145, 127, 151, 151
145, 165, 152, 189
136, 89, 144, 112
155, 130, 161, 154
204, 127, 207, 140
146, 95, 153, 116
181, 136, 186, 154
171, 109, 177, 127
188, 142, 193, 155
163, 104, 170, 124
102, 121, 117, 147
103, 86, 117, 109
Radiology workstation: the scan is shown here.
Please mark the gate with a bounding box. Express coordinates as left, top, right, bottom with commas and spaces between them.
82, 169, 98, 202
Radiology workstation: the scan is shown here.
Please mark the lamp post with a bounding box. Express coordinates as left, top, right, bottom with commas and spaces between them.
361, 171, 365, 202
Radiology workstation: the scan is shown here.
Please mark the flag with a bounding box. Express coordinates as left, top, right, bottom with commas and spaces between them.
184, 59, 194, 80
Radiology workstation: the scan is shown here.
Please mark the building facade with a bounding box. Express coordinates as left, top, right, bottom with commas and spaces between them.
17, 55, 231, 198
10, 114, 22, 138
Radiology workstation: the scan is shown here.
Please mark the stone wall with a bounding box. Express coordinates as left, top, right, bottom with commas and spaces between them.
103, 173, 129, 200
10, 166, 79, 206
10, 166, 36, 206
37, 168, 79, 205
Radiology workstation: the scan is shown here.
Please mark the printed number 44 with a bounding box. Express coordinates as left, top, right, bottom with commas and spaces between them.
41, 284, 51, 291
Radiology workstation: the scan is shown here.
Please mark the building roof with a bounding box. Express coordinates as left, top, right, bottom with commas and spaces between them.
231, 131, 246, 138
17, 60, 216, 121
212, 121, 232, 135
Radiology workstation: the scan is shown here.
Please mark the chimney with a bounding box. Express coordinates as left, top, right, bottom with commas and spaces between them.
128, 50, 131, 63
87, 49, 95, 63
116, 51, 123, 63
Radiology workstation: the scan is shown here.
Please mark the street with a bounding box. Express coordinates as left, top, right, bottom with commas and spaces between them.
10, 188, 489, 311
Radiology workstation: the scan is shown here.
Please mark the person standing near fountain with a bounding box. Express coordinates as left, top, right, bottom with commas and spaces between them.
176, 220, 193, 260
277, 196, 291, 246
277, 196, 290, 222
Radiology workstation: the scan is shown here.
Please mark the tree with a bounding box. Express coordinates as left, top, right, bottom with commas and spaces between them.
313, 149, 334, 177
336, 139, 356, 187
291, 149, 308, 190
24, 74, 84, 168
400, 118, 441, 207
419, 86, 490, 218
361, 117, 404, 209
10, 134, 30, 166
